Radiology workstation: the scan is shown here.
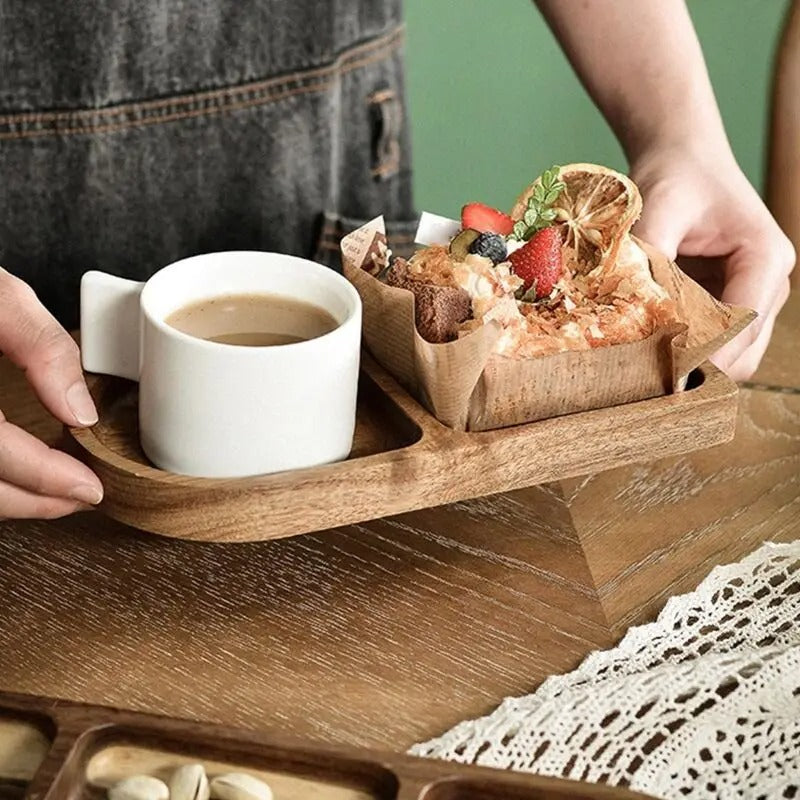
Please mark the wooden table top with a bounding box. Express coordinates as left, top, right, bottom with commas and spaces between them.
1, 295, 799, 753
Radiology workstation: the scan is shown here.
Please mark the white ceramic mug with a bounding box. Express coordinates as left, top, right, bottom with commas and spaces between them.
80, 251, 362, 478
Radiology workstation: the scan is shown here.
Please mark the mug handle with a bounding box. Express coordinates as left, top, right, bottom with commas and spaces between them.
80, 271, 145, 381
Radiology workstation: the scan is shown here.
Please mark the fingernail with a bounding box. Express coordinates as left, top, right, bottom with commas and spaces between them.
66, 381, 98, 426
70, 483, 103, 505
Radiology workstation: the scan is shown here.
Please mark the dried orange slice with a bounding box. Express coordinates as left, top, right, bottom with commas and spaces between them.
510, 163, 642, 274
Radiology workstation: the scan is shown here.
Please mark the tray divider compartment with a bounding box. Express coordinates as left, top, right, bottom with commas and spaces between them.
0, 693, 658, 800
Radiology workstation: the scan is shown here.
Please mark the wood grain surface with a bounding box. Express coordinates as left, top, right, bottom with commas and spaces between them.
0, 296, 797, 756
63, 354, 737, 542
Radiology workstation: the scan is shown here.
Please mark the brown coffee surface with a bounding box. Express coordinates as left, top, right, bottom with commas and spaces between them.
165, 293, 338, 347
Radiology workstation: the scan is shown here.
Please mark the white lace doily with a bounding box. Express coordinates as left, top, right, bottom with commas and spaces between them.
410, 541, 800, 800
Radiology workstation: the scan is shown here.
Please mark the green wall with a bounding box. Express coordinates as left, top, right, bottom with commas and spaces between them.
405, 0, 789, 216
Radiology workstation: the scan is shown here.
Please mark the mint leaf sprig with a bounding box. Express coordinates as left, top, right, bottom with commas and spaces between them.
510, 165, 566, 242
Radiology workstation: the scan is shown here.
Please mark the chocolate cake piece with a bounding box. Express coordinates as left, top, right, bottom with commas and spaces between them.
387, 259, 472, 343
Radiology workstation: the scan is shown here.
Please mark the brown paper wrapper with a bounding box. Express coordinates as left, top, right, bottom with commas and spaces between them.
342, 217, 755, 431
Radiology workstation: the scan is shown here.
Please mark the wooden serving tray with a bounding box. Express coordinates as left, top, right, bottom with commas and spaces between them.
65, 353, 739, 543
0, 690, 653, 800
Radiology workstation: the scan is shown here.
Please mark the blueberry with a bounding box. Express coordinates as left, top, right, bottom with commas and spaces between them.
468, 232, 508, 264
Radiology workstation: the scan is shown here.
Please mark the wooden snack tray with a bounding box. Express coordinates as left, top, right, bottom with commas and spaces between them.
0, 690, 654, 800
65, 353, 739, 543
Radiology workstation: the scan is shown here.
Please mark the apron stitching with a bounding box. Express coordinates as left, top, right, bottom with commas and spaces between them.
366, 88, 397, 106
0, 24, 404, 136
0, 43, 399, 140
367, 88, 402, 180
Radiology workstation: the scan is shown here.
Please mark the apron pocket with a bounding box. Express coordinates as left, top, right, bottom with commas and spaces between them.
314, 210, 418, 270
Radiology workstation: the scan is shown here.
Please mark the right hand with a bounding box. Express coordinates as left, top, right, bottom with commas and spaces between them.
631, 146, 795, 380
0, 268, 104, 519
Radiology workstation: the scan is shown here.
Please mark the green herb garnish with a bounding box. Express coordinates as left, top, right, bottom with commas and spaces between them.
510, 165, 566, 242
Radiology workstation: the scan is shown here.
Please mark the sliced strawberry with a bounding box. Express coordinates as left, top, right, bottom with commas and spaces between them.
509, 226, 563, 298
461, 203, 514, 236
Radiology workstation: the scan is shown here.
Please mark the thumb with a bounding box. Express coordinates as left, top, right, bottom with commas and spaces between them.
631, 187, 688, 261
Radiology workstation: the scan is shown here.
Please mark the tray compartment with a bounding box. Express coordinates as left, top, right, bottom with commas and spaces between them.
0, 712, 55, 799
74, 726, 399, 800
89, 371, 423, 467
348, 371, 423, 458
0, 694, 656, 800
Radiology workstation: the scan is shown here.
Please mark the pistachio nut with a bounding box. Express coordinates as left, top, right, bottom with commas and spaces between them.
209, 772, 273, 800
107, 775, 169, 800
170, 763, 210, 800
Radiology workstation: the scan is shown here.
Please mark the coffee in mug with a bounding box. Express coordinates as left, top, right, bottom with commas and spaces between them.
165, 293, 339, 347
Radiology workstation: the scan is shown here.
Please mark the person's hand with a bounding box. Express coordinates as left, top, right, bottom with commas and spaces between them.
0, 268, 103, 519
631, 146, 795, 380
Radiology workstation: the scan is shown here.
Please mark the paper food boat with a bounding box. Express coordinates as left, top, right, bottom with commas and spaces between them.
341, 214, 754, 432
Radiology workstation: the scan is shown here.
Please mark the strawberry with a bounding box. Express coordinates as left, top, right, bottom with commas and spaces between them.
461, 203, 514, 236
509, 226, 563, 298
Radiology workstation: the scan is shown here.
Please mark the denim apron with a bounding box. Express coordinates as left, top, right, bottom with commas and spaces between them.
0, 1, 417, 328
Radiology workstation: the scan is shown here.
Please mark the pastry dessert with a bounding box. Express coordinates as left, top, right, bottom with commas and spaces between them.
342, 169, 750, 431
385, 164, 680, 356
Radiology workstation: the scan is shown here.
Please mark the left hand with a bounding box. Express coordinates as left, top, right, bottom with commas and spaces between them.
630, 145, 795, 380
